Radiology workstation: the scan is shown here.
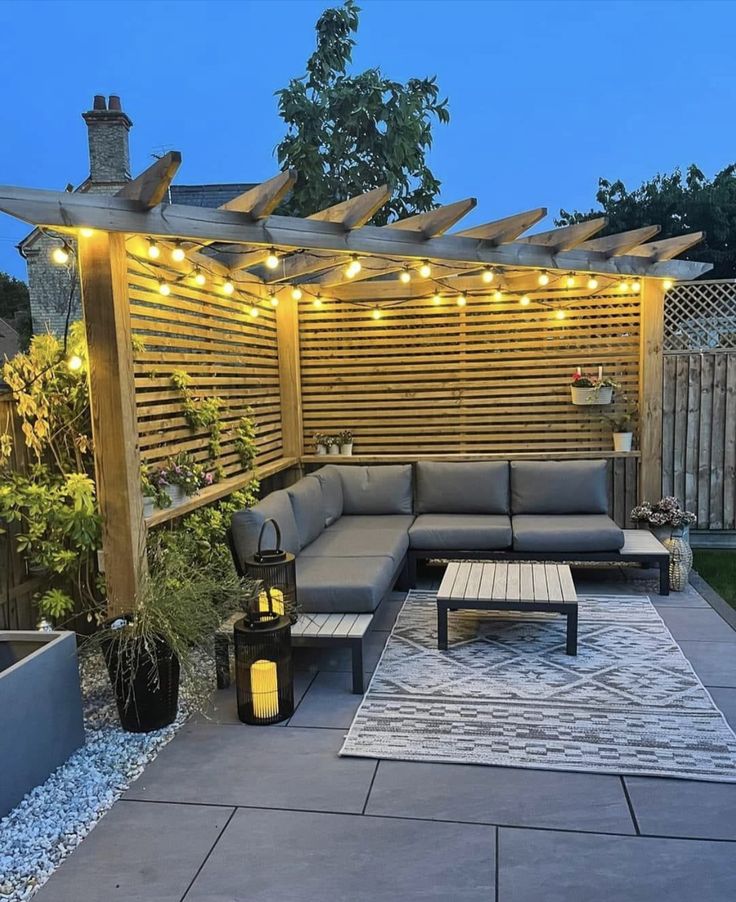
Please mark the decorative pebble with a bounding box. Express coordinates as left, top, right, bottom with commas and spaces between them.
0, 649, 206, 900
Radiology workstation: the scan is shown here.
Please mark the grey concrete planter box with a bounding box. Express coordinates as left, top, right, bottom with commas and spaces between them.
0, 631, 85, 817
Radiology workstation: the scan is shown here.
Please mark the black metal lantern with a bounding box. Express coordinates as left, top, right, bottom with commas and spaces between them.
244, 519, 298, 624
234, 614, 294, 724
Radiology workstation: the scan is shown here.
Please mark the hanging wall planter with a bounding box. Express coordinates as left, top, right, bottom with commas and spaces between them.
570, 367, 618, 406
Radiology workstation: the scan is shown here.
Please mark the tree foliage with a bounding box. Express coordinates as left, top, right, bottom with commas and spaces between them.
0, 271, 31, 350
275, 0, 450, 223
558, 164, 736, 279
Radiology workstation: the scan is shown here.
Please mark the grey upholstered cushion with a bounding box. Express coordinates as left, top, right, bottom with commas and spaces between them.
311, 465, 344, 527
295, 555, 396, 613
510, 460, 609, 515
409, 514, 512, 550
336, 465, 413, 515
286, 476, 325, 550
512, 514, 625, 552
230, 490, 300, 569
300, 521, 409, 563
415, 460, 510, 514
335, 515, 415, 531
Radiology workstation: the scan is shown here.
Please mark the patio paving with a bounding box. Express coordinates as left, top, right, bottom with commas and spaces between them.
35, 566, 736, 901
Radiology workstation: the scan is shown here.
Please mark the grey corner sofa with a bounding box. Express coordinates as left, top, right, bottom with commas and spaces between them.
229, 459, 669, 676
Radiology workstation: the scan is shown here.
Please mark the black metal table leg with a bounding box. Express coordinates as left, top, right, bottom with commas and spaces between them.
351, 639, 364, 694
437, 602, 449, 650
566, 606, 578, 656
659, 558, 670, 596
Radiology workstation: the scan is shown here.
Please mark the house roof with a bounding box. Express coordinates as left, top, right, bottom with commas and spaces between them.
169, 184, 255, 208
0, 316, 20, 361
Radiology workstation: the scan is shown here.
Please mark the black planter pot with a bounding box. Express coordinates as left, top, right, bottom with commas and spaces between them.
100, 632, 180, 732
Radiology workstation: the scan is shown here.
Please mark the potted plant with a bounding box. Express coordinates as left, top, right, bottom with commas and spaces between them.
326, 434, 341, 456
159, 452, 205, 506
314, 432, 329, 455
630, 497, 697, 543
570, 369, 619, 405
141, 465, 170, 517
339, 429, 354, 456
601, 405, 638, 452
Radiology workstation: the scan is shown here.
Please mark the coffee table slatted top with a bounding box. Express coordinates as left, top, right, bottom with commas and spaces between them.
438, 561, 577, 605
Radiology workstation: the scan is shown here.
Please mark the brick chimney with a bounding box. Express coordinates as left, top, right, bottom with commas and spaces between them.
82, 94, 133, 185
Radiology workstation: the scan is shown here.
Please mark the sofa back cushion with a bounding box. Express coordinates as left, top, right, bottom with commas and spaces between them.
311, 465, 344, 527
510, 459, 609, 515
286, 476, 325, 549
230, 489, 300, 570
415, 460, 509, 514
337, 465, 413, 515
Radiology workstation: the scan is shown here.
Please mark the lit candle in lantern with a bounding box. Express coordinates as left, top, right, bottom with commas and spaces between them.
598, 365, 603, 380
258, 588, 284, 616
250, 659, 279, 720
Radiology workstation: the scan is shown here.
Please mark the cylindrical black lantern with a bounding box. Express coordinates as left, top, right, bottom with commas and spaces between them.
234, 615, 294, 724
244, 519, 298, 624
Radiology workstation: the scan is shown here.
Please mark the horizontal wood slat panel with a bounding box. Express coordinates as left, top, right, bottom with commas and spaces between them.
299, 293, 640, 456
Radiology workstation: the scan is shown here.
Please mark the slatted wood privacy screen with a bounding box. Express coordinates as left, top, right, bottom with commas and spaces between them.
127, 256, 284, 477
299, 291, 640, 455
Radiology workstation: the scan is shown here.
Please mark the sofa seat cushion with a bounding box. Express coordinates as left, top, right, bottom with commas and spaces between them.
512, 514, 625, 552
409, 514, 512, 550
231, 490, 300, 570
300, 522, 409, 563
336, 515, 415, 531
295, 555, 396, 613
415, 460, 510, 514
336, 464, 413, 515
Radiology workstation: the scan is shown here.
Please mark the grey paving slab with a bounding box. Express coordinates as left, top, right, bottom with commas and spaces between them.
677, 640, 736, 687
498, 826, 736, 902
288, 670, 362, 729
124, 724, 376, 813
710, 687, 736, 729
34, 800, 231, 902
371, 597, 405, 632
292, 631, 388, 674
656, 606, 736, 642
625, 776, 736, 840
185, 807, 495, 902
193, 670, 313, 726
366, 761, 635, 834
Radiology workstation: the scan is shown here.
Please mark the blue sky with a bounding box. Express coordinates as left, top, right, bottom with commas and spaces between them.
1, 0, 735, 279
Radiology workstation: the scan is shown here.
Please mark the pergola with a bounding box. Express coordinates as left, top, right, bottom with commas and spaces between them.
0, 152, 711, 614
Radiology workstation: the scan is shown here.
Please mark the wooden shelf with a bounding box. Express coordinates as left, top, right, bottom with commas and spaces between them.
300, 451, 641, 464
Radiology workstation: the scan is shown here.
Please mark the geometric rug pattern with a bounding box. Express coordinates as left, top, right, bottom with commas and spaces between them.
340, 592, 736, 782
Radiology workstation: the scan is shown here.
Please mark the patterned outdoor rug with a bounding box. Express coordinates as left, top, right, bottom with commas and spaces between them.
340, 591, 736, 782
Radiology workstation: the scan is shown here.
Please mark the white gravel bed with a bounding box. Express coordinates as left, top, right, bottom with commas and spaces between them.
0, 649, 202, 901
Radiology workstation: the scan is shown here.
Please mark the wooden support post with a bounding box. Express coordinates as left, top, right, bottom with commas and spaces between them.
639, 277, 666, 503
77, 231, 146, 616
275, 293, 304, 462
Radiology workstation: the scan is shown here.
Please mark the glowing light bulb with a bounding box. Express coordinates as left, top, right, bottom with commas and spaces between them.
291, 287, 303, 301
222, 279, 235, 295
313, 295, 323, 309
482, 266, 494, 284
457, 293, 467, 307
663, 279, 673, 290
79, 228, 94, 238
67, 354, 83, 372
171, 243, 186, 263
399, 267, 412, 284
158, 280, 171, 296
538, 271, 550, 286
250, 306, 260, 318
372, 307, 382, 320
265, 248, 279, 269
587, 276, 599, 290
51, 244, 70, 265
619, 280, 630, 292
147, 239, 160, 260
432, 293, 442, 305
269, 293, 279, 307
344, 255, 362, 278
520, 295, 531, 307
193, 268, 206, 286
493, 289, 503, 302
631, 279, 641, 292
565, 273, 576, 289
554, 308, 566, 321
419, 261, 432, 278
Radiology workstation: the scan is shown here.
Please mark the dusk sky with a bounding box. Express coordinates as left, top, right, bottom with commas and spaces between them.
1, 0, 735, 279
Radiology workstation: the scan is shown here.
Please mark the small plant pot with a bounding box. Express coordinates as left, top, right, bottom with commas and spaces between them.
613, 432, 633, 452
571, 385, 613, 405
143, 497, 155, 518
340, 443, 353, 456
315, 444, 327, 456
327, 445, 340, 456
165, 485, 186, 506
100, 631, 180, 733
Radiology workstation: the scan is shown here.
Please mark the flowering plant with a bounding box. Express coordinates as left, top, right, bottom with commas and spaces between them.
630, 497, 697, 529
570, 371, 620, 390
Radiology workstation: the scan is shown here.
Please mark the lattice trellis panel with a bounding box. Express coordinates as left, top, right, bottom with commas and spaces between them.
664, 280, 736, 351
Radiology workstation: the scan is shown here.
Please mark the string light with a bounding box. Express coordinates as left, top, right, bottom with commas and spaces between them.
372, 306, 382, 320
432, 292, 442, 305
457, 293, 467, 307
631, 279, 641, 292
618, 280, 630, 292
399, 266, 412, 284
222, 279, 235, 296
482, 266, 494, 284
265, 248, 279, 269
171, 242, 186, 263
158, 280, 171, 296
66, 354, 83, 372
565, 273, 576, 289
51, 243, 71, 265
79, 228, 94, 238
492, 289, 503, 302
345, 255, 362, 278
587, 276, 599, 290
537, 271, 550, 286
250, 305, 260, 318
663, 279, 673, 291
520, 295, 531, 307
269, 291, 279, 307
554, 308, 566, 321
419, 261, 432, 278
291, 287, 303, 301
147, 239, 160, 260
313, 294, 323, 308
193, 268, 206, 286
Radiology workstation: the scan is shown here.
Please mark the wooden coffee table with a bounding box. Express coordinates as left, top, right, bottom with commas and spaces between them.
436, 561, 579, 655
